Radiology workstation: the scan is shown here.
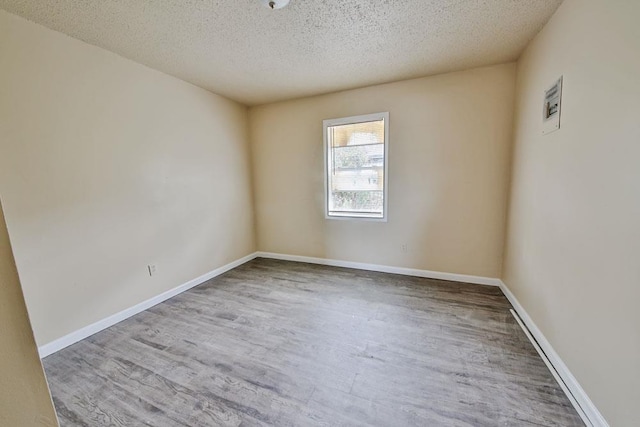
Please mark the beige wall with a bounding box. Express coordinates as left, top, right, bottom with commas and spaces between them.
250, 64, 515, 278
503, 0, 640, 425
0, 11, 256, 347
0, 198, 58, 426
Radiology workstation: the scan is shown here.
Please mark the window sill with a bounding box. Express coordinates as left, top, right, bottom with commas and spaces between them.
326, 212, 387, 222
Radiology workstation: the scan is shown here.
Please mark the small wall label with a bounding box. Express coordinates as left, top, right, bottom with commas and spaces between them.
543, 76, 563, 135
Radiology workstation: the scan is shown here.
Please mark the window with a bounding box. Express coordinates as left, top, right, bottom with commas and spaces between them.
324, 112, 389, 220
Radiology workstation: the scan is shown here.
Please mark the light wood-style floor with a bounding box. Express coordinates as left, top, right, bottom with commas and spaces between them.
43, 258, 584, 426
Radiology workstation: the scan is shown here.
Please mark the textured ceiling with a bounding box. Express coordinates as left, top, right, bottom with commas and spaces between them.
0, 0, 562, 105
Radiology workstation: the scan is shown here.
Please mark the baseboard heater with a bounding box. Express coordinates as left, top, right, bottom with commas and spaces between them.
509, 309, 592, 427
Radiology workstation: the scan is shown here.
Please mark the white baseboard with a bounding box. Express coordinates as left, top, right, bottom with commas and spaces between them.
38, 252, 259, 358
38, 251, 498, 358
255, 252, 502, 287
499, 280, 609, 427
40, 251, 606, 427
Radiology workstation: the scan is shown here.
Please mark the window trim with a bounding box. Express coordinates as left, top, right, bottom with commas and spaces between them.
323, 112, 389, 221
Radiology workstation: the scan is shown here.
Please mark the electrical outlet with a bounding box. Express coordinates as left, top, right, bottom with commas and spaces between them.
148, 264, 157, 276
401, 244, 408, 253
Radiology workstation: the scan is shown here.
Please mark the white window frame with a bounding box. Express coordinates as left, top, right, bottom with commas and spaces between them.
323, 112, 389, 221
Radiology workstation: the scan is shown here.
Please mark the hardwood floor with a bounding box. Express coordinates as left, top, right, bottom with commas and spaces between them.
43, 258, 584, 426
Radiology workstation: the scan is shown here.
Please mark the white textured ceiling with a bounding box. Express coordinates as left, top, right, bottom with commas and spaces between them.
0, 0, 562, 105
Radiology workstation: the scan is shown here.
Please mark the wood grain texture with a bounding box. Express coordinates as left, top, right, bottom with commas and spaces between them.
43, 258, 584, 426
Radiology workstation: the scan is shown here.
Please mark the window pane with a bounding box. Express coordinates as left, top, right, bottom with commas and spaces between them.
330, 120, 384, 147
330, 190, 383, 214
333, 144, 384, 170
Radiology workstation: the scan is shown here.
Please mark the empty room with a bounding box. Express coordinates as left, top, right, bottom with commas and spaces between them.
0, 0, 637, 426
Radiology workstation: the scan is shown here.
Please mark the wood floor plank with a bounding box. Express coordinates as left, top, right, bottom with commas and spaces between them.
44, 258, 584, 426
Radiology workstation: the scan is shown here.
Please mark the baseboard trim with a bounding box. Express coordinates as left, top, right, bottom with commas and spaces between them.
38, 251, 497, 358
499, 280, 609, 427
40, 252, 606, 426
38, 252, 259, 358
256, 252, 501, 287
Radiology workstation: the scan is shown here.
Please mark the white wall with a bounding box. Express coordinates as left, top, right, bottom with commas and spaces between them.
503, 0, 640, 425
250, 64, 516, 278
0, 11, 256, 347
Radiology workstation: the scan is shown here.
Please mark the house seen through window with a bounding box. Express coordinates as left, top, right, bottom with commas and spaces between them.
324, 112, 389, 220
